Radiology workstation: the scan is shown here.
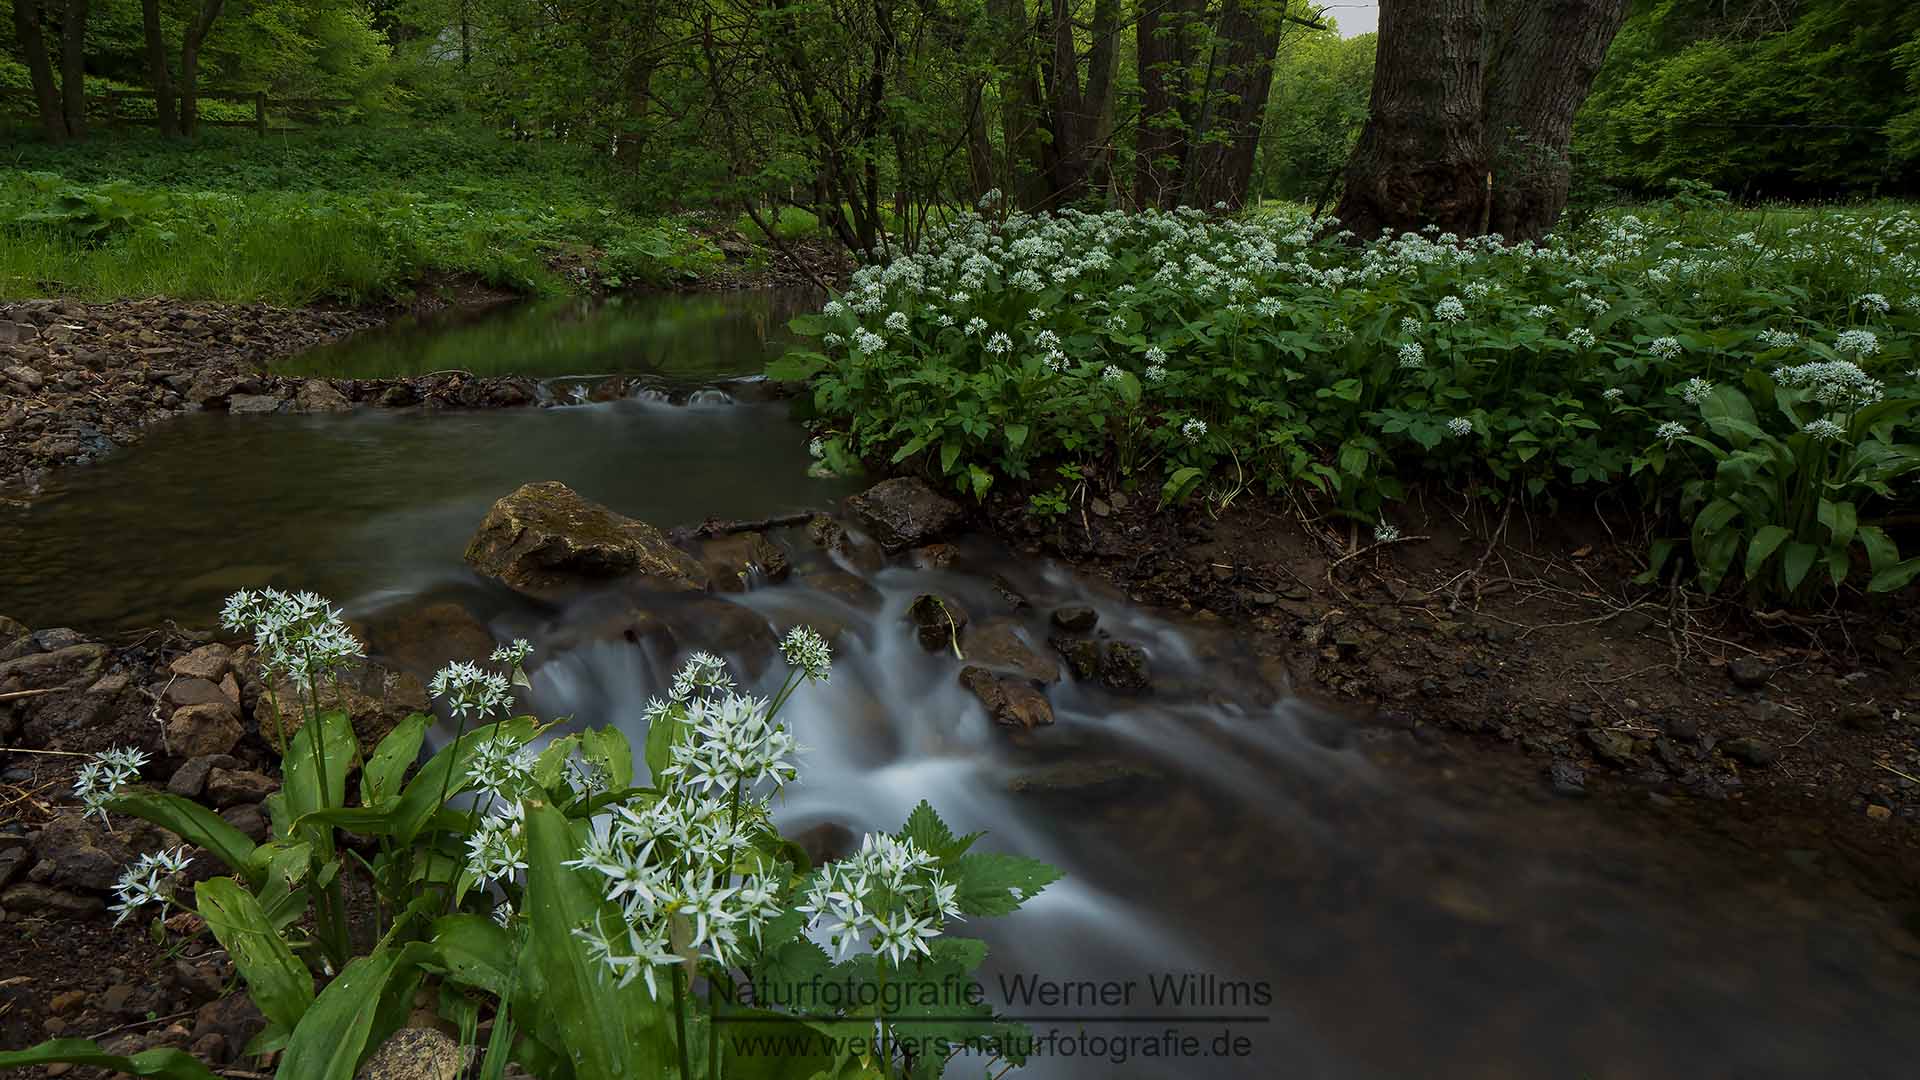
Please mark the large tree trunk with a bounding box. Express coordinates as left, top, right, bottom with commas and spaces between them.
179, 0, 225, 137
11, 0, 68, 142
141, 0, 178, 137
1183, 0, 1284, 210
59, 0, 88, 139
1136, 0, 1203, 208
1483, 0, 1631, 240
1336, 0, 1489, 237
1043, 0, 1119, 203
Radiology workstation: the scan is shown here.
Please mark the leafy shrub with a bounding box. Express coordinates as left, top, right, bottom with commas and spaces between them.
775, 198, 1920, 605
0, 590, 1057, 1079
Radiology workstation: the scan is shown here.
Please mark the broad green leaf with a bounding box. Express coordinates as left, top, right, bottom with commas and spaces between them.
579, 726, 634, 791
1744, 525, 1791, 581
361, 713, 429, 807
109, 792, 261, 887
1782, 542, 1819, 591
1869, 557, 1920, 594
197, 877, 314, 1031
1858, 525, 1899, 572
520, 801, 673, 1080
1159, 466, 1205, 507
425, 914, 518, 998
0, 1039, 221, 1080
282, 709, 356, 829
947, 852, 1061, 917
276, 947, 417, 1080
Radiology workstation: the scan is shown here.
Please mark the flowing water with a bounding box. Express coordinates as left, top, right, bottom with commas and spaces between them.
5, 294, 1919, 1077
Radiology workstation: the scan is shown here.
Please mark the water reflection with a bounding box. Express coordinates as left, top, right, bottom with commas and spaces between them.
276, 287, 822, 381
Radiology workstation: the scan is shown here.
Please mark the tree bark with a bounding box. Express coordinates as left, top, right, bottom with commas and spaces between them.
1335, 0, 1489, 238
11, 0, 68, 142
1044, 0, 1119, 203
1184, 0, 1284, 210
1136, 0, 1203, 208
989, 0, 1049, 209
141, 0, 178, 137
59, 0, 88, 139
179, 0, 226, 137
1483, 0, 1631, 239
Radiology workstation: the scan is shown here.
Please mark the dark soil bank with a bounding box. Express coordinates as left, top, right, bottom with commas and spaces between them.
986, 484, 1920, 847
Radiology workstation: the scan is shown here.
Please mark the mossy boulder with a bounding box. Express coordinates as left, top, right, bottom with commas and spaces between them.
464, 481, 708, 598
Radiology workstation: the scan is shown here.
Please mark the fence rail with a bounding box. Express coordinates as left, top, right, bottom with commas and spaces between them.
2, 88, 356, 133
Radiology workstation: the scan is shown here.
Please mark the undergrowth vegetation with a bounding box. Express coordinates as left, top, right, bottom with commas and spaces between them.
776, 191, 1920, 606
0, 589, 1057, 1079
0, 129, 725, 303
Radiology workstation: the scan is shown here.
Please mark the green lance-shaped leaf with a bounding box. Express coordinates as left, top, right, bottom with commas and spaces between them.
519, 800, 674, 1080
0, 1039, 223, 1080
276, 945, 427, 1080
108, 792, 262, 888
196, 877, 314, 1031
360, 712, 430, 807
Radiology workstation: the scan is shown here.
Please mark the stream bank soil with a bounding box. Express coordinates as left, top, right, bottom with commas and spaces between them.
985, 483, 1920, 855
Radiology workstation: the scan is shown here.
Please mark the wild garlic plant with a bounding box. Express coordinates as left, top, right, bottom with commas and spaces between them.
777, 197, 1919, 602
35, 589, 1057, 1080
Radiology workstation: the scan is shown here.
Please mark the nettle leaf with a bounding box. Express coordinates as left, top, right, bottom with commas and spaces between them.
948, 852, 1062, 917
899, 800, 980, 862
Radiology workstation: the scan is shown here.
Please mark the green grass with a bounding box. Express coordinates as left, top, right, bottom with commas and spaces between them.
0, 127, 726, 305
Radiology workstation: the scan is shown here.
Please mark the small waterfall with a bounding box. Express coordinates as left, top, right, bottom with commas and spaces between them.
685, 388, 734, 407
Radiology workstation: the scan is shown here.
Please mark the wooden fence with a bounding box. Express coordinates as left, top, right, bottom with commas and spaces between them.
2, 88, 355, 133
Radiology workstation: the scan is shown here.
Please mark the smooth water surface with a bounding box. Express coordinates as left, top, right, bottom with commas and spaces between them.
275, 287, 820, 380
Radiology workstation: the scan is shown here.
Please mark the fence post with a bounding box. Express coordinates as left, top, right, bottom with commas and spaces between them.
255, 91, 266, 135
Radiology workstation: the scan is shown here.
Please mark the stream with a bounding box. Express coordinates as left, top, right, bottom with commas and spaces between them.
5, 292, 1919, 1077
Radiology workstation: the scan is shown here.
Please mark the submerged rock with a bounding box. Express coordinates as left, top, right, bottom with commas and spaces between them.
463, 481, 708, 598
846, 477, 965, 551
958, 666, 1054, 729
908, 593, 969, 652
360, 601, 496, 677
964, 619, 1060, 684
1050, 606, 1098, 633
1007, 759, 1162, 801
1098, 641, 1152, 694
698, 531, 792, 591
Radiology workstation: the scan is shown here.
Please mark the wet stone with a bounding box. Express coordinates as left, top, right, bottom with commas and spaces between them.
1050, 606, 1098, 633
908, 593, 969, 652
1584, 727, 1637, 769
1722, 737, 1779, 767
1728, 656, 1773, 689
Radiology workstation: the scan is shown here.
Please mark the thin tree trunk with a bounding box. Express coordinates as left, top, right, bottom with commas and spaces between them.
1335, 0, 1489, 238
179, 0, 226, 137
989, 0, 1048, 209
1483, 0, 1631, 240
11, 0, 68, 142
59, 0, 88, 139
142, 0, 177, 137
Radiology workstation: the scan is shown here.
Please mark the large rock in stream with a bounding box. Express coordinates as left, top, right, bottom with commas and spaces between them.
464, 481, 708, 598
845, 478, 965, 552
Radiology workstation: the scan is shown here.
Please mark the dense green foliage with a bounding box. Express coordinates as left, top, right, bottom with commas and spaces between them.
1253, 28, 1374, 202
777, 196, 1920, 603
1576, 0, 1920, 197
0, 129, 722, 303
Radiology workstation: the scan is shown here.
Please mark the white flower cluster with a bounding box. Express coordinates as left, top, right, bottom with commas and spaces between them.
1679, 377, 1715, 405
1756, 328, 1800, 349
432, 660, 514, 721
1447, 417, 1473, 437
1649, 337, 1683, 362
220, 588, 362, 690
1772, 360, 1885, 409
1833, 328, 1881, 358
1801, 419, 1847, 441
1656, 421, 1690, 446
796, 833, 962, 966
660, 691, 801, 795
109, 845, 193, 926
779, 626, 832, 683
1181, 418, 1209, 443
1397, 342, 1425, 370
73, 746, 147, 822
